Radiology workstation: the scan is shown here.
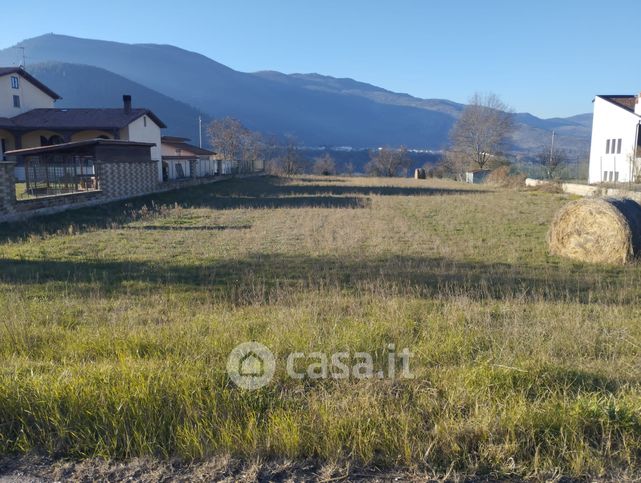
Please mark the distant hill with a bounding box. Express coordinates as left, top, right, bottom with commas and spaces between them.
0, 34, 592, 153
27, 62, 206, 142
258, 71, 593, 155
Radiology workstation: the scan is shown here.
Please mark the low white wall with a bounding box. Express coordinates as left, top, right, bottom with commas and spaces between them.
560, 183, 600, 197
526, 178, 641, 201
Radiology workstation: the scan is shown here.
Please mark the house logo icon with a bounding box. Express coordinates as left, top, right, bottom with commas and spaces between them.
227, 342, 276, 390
239, 351, 265, 377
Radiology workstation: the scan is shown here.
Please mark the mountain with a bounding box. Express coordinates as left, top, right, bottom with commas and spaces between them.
0, 34, 592, 153
27, 62, 206, 142
253, 71, 466, 117
258, 71, 593, 154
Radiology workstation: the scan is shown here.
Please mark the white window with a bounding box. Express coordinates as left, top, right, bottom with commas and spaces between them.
12, 95, 20, 108
606, 139, 610, 154
617, 138, 622, 154
603, 171, 608, 181
10, 76, 19, 89
143, 116, 147, 127
615, 171, 620, 182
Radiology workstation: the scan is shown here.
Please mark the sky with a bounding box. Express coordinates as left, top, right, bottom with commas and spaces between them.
0, 0, 636, 118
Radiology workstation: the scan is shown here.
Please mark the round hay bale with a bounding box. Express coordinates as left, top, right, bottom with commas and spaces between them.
547, 197, 641, 264
414, 168, 426, 180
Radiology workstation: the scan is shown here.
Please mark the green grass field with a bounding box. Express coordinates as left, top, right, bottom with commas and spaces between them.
1, 175, 641, 479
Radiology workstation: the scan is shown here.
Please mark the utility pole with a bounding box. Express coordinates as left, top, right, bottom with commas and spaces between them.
198, 116, 202, 148
548, 130, 555, 178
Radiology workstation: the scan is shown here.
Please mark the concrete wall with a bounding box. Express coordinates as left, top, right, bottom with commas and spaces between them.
589, 97, 639, 184
0, 72, 55, 118
525, 177, 641, 201
195, 157, 218, 177
164, 157, 224, 179
15, 191, 104, 214
165, 159, 191, 180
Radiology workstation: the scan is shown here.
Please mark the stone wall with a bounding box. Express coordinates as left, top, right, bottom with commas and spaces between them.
0, 161, 16, 217
97, 160, 159, 199
0, 159, 159, 224
0, 158, 260, 224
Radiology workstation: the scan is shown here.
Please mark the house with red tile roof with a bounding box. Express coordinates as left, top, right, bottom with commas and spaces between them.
0, 67, 166, 181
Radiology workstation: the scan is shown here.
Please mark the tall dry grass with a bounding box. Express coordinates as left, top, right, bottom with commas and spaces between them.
1, 175, 640, 478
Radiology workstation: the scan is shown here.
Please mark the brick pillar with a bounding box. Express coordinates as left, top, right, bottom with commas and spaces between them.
0, 161, 16, 216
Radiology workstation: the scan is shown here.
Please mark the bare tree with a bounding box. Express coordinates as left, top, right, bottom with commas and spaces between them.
535, 143, 568, 179
344, 161, 355, 176
450, 93, 514, 170
266, 136, 309, 175
281, 137, 308, 175
208, 117, 269, 173
365, 146, 411, 177
240, 131, 266, 173
313, 153, 337, 176
207, 117, 246, 166
439, 150, 470, 181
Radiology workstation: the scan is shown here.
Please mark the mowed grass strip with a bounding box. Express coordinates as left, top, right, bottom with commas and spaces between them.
1, 175, 641, 477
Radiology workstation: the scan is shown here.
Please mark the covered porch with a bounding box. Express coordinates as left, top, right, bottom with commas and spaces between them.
5, 138, 154, 200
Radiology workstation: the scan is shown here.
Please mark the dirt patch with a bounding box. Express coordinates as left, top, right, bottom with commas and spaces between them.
0, 454, 425, 482
0, 454, 625, 482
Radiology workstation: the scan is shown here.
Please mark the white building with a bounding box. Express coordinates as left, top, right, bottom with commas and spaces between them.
0, 67, 166, 182
588, 94, 641, 184
161, 136, 217, 181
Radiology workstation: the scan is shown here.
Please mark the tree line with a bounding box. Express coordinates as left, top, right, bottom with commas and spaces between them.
208, 95, 568, 179
207, 117, 414, 177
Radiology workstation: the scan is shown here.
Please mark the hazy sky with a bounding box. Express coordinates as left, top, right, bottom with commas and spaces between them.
0, 0, 635, 118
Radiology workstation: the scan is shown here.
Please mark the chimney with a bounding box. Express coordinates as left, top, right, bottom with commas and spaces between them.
123, 94, 132, 114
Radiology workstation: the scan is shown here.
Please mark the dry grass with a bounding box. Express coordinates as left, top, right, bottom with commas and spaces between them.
1, 175, 641, 479
486, 166, 526, 188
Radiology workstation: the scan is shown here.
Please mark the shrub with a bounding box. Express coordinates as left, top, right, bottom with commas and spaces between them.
486, 166, 525, 188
